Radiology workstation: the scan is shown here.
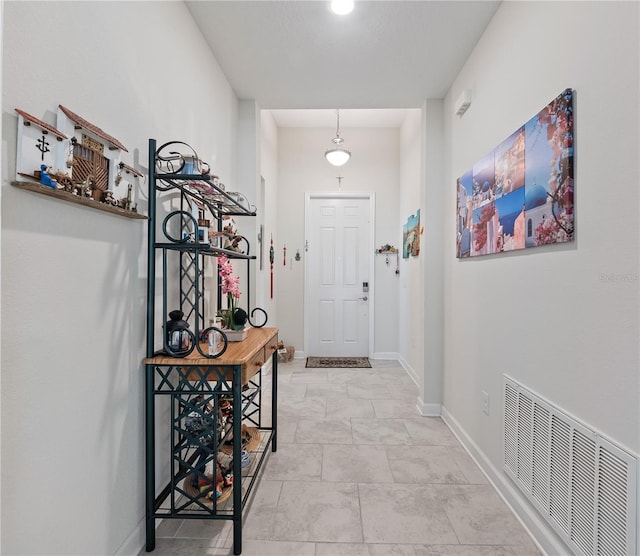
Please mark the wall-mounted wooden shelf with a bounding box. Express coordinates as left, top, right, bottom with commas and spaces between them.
10, 180, 147, 220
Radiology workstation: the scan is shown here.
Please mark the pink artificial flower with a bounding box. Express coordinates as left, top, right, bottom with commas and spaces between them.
217, 254, 234, 277
218, 255, 241, 299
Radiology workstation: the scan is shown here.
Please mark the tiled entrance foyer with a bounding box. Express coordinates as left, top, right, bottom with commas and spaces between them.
146, 359, 541, 556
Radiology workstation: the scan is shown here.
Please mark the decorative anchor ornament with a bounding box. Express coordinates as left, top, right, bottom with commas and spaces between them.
269, 234, 275, 299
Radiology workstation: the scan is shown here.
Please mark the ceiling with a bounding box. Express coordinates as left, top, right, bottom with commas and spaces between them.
185, 1, 501, 127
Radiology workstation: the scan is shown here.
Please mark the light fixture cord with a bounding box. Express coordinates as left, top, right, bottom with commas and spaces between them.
336, 109, 341, 139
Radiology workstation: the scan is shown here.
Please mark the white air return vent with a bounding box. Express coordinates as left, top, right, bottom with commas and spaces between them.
503, 376, 637, 556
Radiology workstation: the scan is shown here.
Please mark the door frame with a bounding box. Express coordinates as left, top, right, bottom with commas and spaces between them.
304, 191, 376, 359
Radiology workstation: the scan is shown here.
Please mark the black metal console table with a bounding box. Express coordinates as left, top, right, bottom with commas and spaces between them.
144, 327, 278, 555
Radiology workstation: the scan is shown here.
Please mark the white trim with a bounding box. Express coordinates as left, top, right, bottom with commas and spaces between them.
114, 517, 144, 556
441, 406, 566, 556
371, 351, 398, 360
397, 354, 419, 386
304, 191, 376, 359
416, 399, 441, 416
297, 351, 398, 361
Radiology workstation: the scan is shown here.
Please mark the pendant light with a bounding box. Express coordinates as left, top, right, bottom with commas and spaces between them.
325, 109, 351, 167
330, 0, 354, 15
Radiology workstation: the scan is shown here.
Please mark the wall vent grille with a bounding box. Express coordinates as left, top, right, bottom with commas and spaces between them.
503, 376, 637, 556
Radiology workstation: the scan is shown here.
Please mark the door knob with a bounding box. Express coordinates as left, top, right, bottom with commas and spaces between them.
360, 296, 368, 301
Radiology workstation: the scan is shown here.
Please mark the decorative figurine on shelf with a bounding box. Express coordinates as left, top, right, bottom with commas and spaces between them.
222, 221, 244, 253
49, 170, 73, 191
376, 244, 398, 254
225, 235, 244, 253
40, 164, 59, 189
103, 190, 116, 206
82, 175, 95, 198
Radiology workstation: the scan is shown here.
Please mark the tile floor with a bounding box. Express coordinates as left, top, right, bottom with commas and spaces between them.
144, 359, 541, 556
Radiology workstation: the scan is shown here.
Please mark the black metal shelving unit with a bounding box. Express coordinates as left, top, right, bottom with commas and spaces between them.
144, 139, 276, 555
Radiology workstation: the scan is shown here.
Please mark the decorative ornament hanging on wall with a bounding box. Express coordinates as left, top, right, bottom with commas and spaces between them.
270, 234, 275, 299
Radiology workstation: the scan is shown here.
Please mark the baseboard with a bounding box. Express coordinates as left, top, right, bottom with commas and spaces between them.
440, 406, 568, 556
371, 351, 398, 360
114, 517, 145, 556
397, 355, 419, 386
416, 398, 441, 416
296, 351, 401, 361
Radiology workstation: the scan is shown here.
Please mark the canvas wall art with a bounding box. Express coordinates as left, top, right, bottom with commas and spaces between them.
403, 209, 421, 258
456, 88, 574, 258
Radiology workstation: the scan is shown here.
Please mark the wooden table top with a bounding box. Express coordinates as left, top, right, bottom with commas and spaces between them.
143, 327, 279, 367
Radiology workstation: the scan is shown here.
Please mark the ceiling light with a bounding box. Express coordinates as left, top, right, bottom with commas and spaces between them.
330, 0, 354, 15
325, 109, 351, 167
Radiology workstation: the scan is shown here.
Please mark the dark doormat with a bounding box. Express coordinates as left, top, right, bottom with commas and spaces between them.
305, 357, 371, 368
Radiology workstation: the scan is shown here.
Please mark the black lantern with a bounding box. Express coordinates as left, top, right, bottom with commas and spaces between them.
165, 310, 194, 356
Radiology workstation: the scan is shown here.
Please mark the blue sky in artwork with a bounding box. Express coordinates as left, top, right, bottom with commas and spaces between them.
459, 170, 473, 196
524, 115, 554, 189
495, 189, 525, 235
473, 151, 495, 192
406, 209, 420, 228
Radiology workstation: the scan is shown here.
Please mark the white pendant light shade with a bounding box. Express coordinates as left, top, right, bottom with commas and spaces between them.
325, 145, 351, 166
325, 109, 351, 167
330, 0, 354, 15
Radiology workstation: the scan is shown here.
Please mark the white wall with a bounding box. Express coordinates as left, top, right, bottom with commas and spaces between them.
259, 110, 279, 326
442, 1, 639, 552
236, 100, 260, 318
1, 2, 238, 554
421, 100, 445, 415
0, 2, 4, 548
276, 127, 400, 357
398, 110, 424, 380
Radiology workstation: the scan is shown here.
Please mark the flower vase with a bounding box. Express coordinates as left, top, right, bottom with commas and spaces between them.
223, 327, 248, 342
231, 307, 248, 330
224, 307, 247, 341
230, 319, 245, 331
218, 255, 247, 341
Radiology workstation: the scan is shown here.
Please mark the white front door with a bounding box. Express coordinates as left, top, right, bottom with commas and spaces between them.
305, 194, 373, 357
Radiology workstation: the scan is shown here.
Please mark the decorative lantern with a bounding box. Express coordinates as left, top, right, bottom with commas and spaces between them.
165, 309, 194, 356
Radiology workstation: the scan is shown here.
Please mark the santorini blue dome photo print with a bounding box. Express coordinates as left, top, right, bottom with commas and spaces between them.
456, 88, 574, 258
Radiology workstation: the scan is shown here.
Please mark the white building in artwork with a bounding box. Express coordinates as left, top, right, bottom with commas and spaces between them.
471, 207, 500, 257
15, 105, 141, 208
524, 184, 553, 247
14, 108, 68, 180
457, 179, 468, 234
56, 104, 127, 195
113, 162, 143, 209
